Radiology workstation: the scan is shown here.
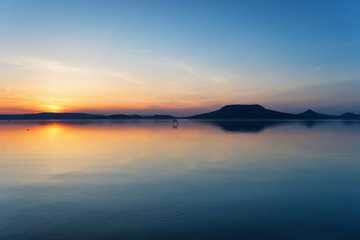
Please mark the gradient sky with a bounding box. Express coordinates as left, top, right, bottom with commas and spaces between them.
0, 0, 359, 116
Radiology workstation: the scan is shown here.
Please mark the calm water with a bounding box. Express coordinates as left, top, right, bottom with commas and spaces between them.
1, 119, 360, 240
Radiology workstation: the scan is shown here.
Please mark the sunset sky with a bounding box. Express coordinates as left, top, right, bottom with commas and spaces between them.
1, 0, 359, 116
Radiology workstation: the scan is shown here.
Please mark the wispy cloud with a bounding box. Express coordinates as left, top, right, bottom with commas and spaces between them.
299, 67, 321, 78
1, 55, 145, 85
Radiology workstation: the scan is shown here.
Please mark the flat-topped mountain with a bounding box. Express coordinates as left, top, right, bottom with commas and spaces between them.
189, 104, 298, 119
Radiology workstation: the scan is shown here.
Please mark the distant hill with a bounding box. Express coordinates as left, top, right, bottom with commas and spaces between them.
0, 112, 176, 120
189, 104, 298, 119
349, 114, 360, 119
103, 114, 175, 119
0, 105, 358, 120
339, 112, 357, 118
297, 109, 335, 119
102, 114, 131, 119
0, 113, 104, 120
339, 112, 360, 119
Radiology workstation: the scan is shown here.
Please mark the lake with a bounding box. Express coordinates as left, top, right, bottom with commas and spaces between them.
1, 119, 360, 239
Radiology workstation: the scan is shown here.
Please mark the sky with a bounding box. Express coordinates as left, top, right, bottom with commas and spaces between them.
0, 0, 359, 116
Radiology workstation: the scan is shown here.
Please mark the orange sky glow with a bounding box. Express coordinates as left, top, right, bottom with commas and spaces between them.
1, 1, 359, 115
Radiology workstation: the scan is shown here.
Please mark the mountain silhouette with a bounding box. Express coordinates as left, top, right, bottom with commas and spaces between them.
0, 112, 176, 120
297, 109, 335, 119
103, 114, 175, 119
349, 114, 360, 119
339, 112, 357, 118
189, 104, 298, 119
0, 104, 359, 120
0, 113, 103, 120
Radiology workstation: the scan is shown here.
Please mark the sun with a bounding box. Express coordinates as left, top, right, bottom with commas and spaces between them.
44, 105, 65, 113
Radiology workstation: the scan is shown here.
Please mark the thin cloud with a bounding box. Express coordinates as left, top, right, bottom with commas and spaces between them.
1, 55, 145, 85
300, 67, 321, 78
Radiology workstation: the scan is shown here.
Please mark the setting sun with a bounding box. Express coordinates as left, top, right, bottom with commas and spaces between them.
44, 105, 65, 113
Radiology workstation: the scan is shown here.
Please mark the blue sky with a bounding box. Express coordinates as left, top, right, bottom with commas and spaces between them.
0, 0, 359, 115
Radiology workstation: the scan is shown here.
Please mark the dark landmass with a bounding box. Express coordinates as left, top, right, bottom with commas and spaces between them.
0, 113, 104, 120
0, 112, 176, 120
349, 114, 360, 119
298, 109, 335, 119
0, 104, 359, 120
339, 112, 357, 118
189, 105, 360, 119
104, 114, 175, 119
189, 104, 298, 119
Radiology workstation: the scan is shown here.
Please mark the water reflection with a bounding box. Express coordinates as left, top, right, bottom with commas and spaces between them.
2, 119, 360, 133
0, 120, 360, 239
192, 119, 360, 133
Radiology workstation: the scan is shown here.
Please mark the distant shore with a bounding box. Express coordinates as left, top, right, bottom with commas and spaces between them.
0, 104, 359, 120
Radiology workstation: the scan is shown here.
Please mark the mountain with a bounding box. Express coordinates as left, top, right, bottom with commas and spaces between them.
0, 105, 358, 120
0, 113, 104, 120
148, 115, 176, 119
339, 112, 357, 118
102, 114, 175, 119
189, 104, 298, 119
102, 114, 132, 119
349, 114, 360, 119
298, 109, 335, 119
0, 112, 176, 120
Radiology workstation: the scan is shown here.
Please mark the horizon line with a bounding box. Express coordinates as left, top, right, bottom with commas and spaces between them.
0, 104, 359, 117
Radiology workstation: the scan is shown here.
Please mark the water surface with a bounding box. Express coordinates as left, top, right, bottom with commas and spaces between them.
1, 120, 360, 239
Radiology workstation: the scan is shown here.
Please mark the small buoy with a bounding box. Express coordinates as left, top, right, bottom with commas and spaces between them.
172, 119, 178, 129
